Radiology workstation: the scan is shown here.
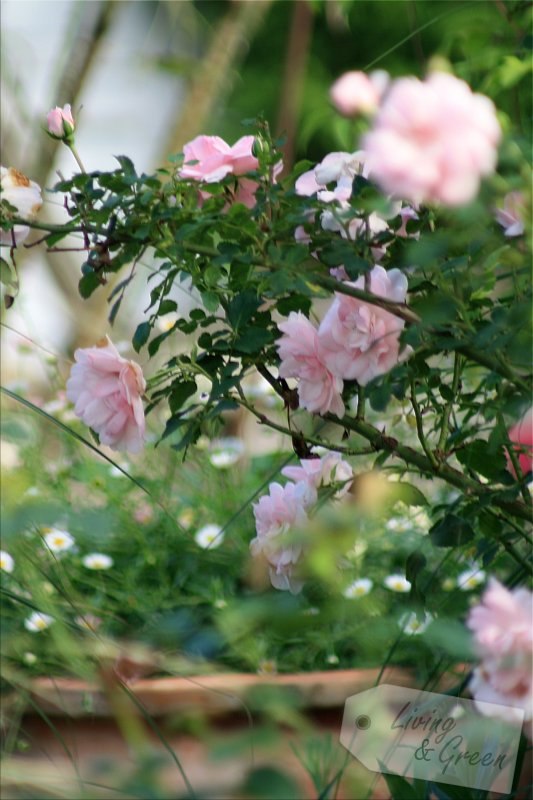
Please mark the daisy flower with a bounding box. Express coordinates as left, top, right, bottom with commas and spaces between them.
25, 612, 54, 632
457, 568, 486, 591
343, 578, 373, 599
0, 550, 14, 573
82, 553, 113, 570
399, 611, 433, 635
43, 528, 75, 553
384, 574, 411, 593
195, 524, 224, 549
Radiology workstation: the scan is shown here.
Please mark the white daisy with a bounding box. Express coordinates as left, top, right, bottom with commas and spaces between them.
399, 611, 433, 635
82, 553, 113, 570
384, 574, 412, 593
24, 612, 54, 632
457, 568, 486, 591
195, 524, 224, 549
326, 653, 340, 665
43, 528, 75, 553
23, 652, 37, 665
343, 578, 373, 599
0, 550, 14, 573
208, 437, 245, 469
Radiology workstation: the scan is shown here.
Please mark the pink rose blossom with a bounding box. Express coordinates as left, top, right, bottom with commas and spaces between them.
251, 481, 308, 593
228, 135, 259, 175
330, 70, 389, 117
467, 579, 533, 728
495, 191, 525, 237
363, 72, 501, 206
46, 104, 75, 138
295, 151, 369, 202
179, 135, 236, 183
318, 266, 411, 385
1, 166, 42, 245
66, 336, 146, 454
276, 312, 345, 417
507, 407, 533, 478
282, 452, 353, 502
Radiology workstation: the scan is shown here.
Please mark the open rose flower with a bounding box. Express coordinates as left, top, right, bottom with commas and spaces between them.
467, 579, 532, 730
276, 312, 345, 417
295, 150, 369, 203
178, 134, 265, 209
318, 266, 411, 385
495, 191, 525, 238
1, 166, 42, 245
251, 481, 309, 594
282, 452, 353, 503
363, 72, 501, 206
330, 70, 389, 117
66, 336, 146, 454
46, 104, 75, 138
506, 407, 533, 478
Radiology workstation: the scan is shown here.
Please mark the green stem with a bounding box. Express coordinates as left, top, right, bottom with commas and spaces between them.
410, 378, 439, 468
437, 353, 462, 454
324, 412, 532, 524
67, 142, 87, 173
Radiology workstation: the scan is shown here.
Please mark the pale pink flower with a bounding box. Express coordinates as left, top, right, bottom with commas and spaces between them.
467, 579, 533, 728
66, 336, 146, 454
507, 407, 533, 478
1, 166, 42, 245
282, 452, 353, 502
228, 135, 259, 175
179, 135, 235, 182
295, 151, 369, 202
363, 72, 501, 206
318, 266, 411, 385
495, 191, 525, 237
46, 104, 75, 138
251, 481, 308, 594
330, 70, 389, 117
277, 312, 345, 417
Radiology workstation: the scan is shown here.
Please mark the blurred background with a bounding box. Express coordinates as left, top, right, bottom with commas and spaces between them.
2, 0, 529, 392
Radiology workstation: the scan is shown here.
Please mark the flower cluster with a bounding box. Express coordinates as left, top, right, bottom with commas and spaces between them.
467, 579, 532, 730
250, 452, 353, 593
276, 265, 410, 416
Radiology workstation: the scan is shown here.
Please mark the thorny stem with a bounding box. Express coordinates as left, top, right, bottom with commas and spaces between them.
235, 392, 374, 457
437, 353, 462, 455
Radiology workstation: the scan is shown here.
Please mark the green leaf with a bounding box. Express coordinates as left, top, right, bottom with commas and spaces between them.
78, 271, 101, 299
132, 321, 151, 352
430, 515, 475, 548
233, 327, 274, 353
169, 380, 197, 414
381, 772, 420, 800
226, 291, 261, 331
456, 440, 507, 480
0, 257, 16, 288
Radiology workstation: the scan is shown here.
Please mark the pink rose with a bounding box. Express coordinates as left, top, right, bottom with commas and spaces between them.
251, 481, 308, 594
66, 336, 146, 454
507, 407, 533, 478
318, 266, 411, 385
330, 70, 389, 117
179, 135, 235, 183
467, 579, 532, 728
46, 104, 75, 138
282, 451, 353, 502
495, 191, 525, 238
363, 72, 501, 206
0, 166, 42, 245
276, 312, 345, 417
228, 135, 259, 175
295, 151, 369, 201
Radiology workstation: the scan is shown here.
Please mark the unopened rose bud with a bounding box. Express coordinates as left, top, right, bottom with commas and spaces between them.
251, 136, 269, 159
46, 104, 75, 140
